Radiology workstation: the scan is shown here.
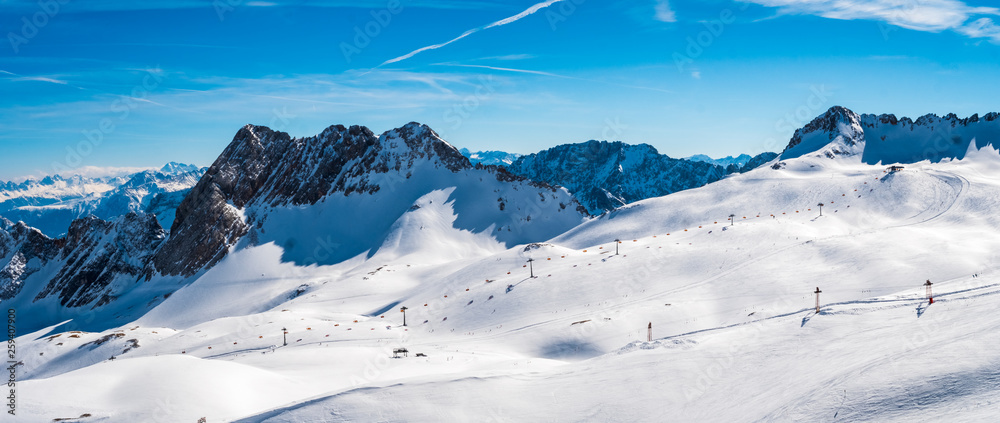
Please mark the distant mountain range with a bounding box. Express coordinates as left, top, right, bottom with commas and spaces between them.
684, 154, 755, 167
8, 105, 995, 331
7, 106, 1000, 421
464, 145, 777, 214
2, 123, 588, 330
0, 163, 204, 237
2, 143, 775, 242
459, 148, 522, 166
507, 145, 777, 215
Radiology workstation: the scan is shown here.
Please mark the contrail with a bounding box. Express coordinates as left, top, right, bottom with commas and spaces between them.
436, 63, 674, 94
379, 0, 565, 66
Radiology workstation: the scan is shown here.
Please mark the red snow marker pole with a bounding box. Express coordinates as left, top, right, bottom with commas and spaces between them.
925, 280, 933, 304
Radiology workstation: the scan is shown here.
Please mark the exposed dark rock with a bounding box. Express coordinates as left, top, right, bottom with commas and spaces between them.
506, 141, 772, 215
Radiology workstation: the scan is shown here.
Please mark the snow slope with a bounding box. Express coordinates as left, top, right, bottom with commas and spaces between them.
11, 137, 1000, 422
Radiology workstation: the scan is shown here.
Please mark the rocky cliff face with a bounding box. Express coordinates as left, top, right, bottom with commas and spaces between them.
2, 120, 588, 330
0, 213, 163, 306
506, 141, 775, 215
779, 106, 866, 161
36, 213, 164, 307
153, 122, 587, 276
858, 111, 1000, 164
152, 123, 456, 276
0, 217, 61, 301
741, 152, 779, 172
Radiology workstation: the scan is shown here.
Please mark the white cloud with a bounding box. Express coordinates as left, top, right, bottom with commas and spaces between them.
0, 70, 70, 85
18, 166, 157, 181
14, 76, 69, 85
691, 71, 701, 79
654, 0, 677, 22
471, 54, 537, 61
742, 0, 1000, 42
0, 0, 511, 12
379, 0, 566, 66
71, 166, 157, 178
958, 17, 1000, 41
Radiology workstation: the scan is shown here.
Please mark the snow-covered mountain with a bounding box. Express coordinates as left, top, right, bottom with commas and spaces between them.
7, 108, 1000, 422
685, 153, 754, 167
8, 108, 1000, 422
459, 148, 522, 166
3, 122, 588, 333
506, 141, 776, 214
0, 163, 204, 236
152, 122, 586, 278
778, 105, 1000, 164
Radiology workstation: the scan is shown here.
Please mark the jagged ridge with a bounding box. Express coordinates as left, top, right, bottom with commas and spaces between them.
506, 141, 775, 214
778, 106, 1000, 164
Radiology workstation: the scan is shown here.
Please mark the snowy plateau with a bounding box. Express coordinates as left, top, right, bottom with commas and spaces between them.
3, 107, 1000, 422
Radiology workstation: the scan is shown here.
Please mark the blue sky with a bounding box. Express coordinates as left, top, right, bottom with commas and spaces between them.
1, 0, 999, 181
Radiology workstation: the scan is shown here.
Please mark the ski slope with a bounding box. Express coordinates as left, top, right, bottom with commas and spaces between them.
13, 144, 1000, 422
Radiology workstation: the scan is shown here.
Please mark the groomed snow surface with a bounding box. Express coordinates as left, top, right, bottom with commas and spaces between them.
14, 145, 1000, 422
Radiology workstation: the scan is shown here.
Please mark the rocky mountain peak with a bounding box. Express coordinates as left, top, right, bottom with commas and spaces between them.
31, 212, 164, 307
780, 106, 865, 160
775, 107, 1000, 165
379, 122, 471, 172
153, 121, 480, 277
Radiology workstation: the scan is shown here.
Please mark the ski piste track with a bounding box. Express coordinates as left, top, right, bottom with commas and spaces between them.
153, 166, 989, 359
